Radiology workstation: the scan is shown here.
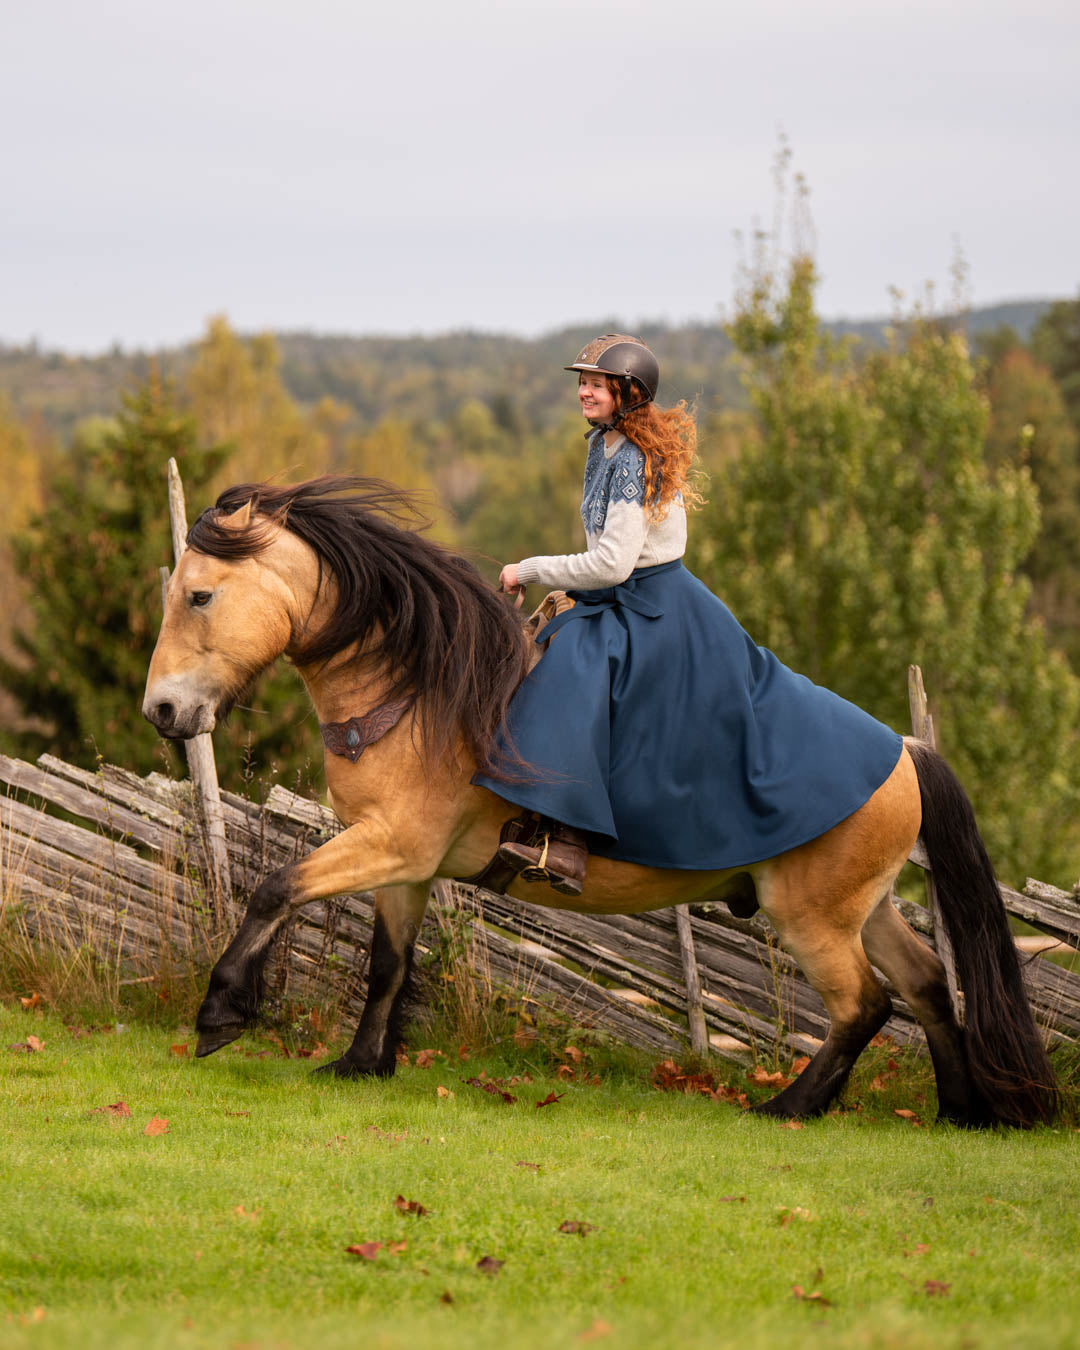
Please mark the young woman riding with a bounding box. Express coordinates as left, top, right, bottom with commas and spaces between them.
473, 334, 903, 898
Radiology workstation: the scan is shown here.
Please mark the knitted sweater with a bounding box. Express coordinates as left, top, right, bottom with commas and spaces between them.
514, 430, 687, 590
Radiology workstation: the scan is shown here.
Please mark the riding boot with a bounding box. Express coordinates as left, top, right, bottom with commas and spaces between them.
497, 821, 588, 897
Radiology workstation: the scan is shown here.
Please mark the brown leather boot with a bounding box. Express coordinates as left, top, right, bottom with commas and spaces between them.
497, 821, 588, 897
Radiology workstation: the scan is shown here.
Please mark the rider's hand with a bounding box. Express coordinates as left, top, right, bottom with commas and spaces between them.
499, 564, 525, 608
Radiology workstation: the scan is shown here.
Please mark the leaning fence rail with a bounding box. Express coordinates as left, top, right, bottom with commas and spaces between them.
2, 748, 1078, 1060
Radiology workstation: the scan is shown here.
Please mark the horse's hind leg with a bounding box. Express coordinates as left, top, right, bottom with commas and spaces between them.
751, 909, 893, 1118
318, 882, 430, 1079
860, 894, 992, 1126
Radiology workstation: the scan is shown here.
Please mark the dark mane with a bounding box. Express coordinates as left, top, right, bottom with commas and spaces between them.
186, 476, 531, 774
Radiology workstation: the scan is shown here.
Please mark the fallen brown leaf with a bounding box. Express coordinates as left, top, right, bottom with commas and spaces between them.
19, 993, 42, 1010
579, 1319, 613, 1342
458, 1043, 469, 1060
90, 1101, 131, 1118
345, 1242, 382, 1260
144, 1116, 169, 1137
562, 1045, 584, 1063
557, 1064, 576, 1081
436, 1085, 454, 1099
171, 1043, 189, 1057
476, 1255, 503, 1275
719, 1196, 747, 1204
516, 1161, 540, 1170
791, 1056, 810, 1075
388, 1241, 408, 1255
893, 1108, 923, 1126
536, 1091, 565, 1108
778, 1119, 804, 1130
792, 1285, 832, 1306
439, 1290, 455, 1304
463, 1077, 516, 1104
924, 1280, 951, 1297
393, 1194, 429, 1217
415, 1049, 443, 1069
558, 1220, 597, 1235
747, 1065, 793, 1088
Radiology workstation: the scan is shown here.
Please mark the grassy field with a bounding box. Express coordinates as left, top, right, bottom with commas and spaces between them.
2, 1000, 1079, 1350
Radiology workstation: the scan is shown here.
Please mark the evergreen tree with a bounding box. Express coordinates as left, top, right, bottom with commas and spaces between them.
1030, 295, 1080, 434
0, 376, 228, 770
688, 255, 1080, 886
0, 375, 322, 792
984, 347, 1080, 667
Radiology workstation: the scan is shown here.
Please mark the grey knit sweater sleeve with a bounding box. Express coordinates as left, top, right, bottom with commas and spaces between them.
514, 436, 686, 590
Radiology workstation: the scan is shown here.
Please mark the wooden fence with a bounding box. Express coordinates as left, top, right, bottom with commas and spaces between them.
2, 747, 1078, 1060
2, 453, 1078, 1060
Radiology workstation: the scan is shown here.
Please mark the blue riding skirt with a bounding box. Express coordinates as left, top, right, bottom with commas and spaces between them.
472, 560, 903, 870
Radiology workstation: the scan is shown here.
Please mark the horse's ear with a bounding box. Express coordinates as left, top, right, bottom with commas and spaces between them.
218, 500, 253, 532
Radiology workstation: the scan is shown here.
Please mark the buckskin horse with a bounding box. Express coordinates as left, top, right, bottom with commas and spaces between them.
142, 477, 1058, 1127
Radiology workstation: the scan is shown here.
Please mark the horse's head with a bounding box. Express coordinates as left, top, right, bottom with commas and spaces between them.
143, 499, 300, 740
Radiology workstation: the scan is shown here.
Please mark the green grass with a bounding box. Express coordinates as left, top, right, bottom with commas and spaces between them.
2, 1002, 1079, 1350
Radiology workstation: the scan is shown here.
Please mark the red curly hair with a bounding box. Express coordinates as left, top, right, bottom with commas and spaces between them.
604, 376, 703, 520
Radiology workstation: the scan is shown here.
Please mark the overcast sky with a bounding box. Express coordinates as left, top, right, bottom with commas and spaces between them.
2, 0, 1077, 354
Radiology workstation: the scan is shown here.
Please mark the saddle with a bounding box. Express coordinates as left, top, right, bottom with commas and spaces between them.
522, 588, 576, 670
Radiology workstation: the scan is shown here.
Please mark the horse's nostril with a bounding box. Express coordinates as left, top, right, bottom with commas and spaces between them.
155, 701, 175, 727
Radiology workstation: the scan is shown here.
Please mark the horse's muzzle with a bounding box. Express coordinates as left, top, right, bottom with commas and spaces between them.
142, 684, 216, 739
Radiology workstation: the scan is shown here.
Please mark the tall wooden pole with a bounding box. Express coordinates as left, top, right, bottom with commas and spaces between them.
907, 664, 960, 1014
675, 905, 709, 1057
162, 458, 233, 917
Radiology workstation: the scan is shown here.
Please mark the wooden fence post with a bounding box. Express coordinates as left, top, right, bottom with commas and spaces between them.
675, 905, 709, 1056
907, 664, 960, 1014
162, 458, 233, 917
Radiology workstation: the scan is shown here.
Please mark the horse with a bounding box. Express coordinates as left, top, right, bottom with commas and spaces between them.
142, 476, 1058, 1127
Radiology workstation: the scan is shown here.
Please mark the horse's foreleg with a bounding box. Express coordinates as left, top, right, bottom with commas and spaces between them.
860, 894, 992, 1127
195, 861, 301, 1056
196, 816, 437, 1058
318, 882, 430, 1079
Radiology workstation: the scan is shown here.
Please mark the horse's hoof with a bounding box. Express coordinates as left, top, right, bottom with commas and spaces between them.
749, 1095, 808, 1120
314, 1056, 367, 1080
194, 1024, 245, 1058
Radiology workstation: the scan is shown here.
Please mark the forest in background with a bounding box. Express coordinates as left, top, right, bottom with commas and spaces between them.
1, 271, 1079, 891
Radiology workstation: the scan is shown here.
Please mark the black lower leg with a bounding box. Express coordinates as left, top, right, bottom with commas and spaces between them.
195, 866, 296, 1057
917, 983, 994, 1127
318, 912, 414, 1079
752, 985, 893, 1119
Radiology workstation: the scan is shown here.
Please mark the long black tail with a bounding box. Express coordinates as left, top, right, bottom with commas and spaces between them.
906, 739, 1058, 1126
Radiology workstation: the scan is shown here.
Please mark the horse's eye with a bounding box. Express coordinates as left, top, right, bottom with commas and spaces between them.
190, 591, 213, 608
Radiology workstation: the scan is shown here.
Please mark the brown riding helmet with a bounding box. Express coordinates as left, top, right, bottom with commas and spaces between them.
564, 333, 660, 403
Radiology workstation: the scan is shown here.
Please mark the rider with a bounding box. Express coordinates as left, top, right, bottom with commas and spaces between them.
473, 334, 903, 898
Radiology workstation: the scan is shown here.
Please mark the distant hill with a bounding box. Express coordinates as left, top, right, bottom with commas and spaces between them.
0, 299, 1059, 446
825, 298, 1054, 347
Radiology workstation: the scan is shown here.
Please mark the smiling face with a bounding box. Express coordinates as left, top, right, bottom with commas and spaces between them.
577, 371, 617, 424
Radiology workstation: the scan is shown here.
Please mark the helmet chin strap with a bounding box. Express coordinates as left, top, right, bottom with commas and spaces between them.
585, 377, 652, 436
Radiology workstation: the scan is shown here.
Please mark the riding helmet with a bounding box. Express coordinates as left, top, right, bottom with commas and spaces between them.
564, 334, 660, 403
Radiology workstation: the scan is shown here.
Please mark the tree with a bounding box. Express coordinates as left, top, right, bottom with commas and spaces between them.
1029, 294, 1080, 434
0, 376, 227, 771
184, 317, 328, 487
0, 376, 318, 792
688, 254, 1080, 886
984, 348, 1080, 667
